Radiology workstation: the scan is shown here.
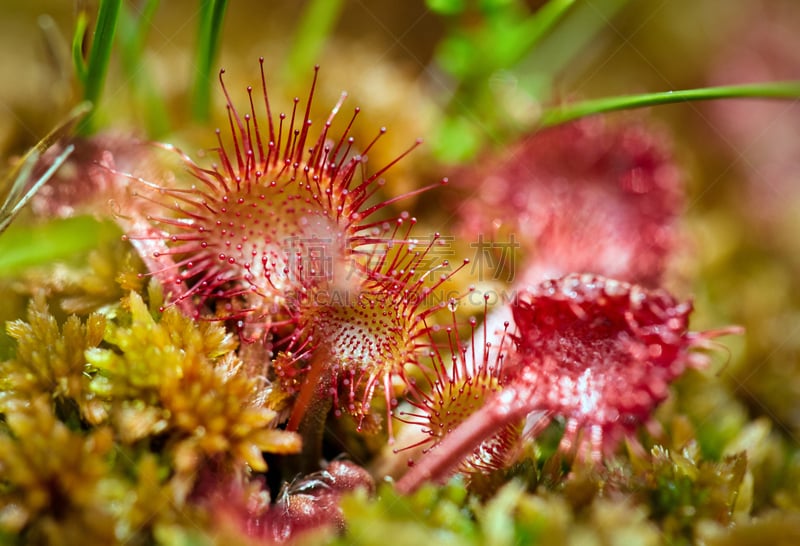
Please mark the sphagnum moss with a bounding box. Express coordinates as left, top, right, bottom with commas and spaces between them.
1, 296, 106, 423
85, 291, 301, 474
0, 396, 117, 544
0, 291, 302, 544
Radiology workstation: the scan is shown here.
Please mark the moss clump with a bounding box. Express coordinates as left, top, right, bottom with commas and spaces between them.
0, 291, 301, 544
1, 296, 106, 423
643, 445, 748, 543
86, 291, 301, 475
0, 396, 116, 544
335, 477, 666, 546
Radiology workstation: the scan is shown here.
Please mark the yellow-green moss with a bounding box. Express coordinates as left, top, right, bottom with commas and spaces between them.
86, 292, 301, 473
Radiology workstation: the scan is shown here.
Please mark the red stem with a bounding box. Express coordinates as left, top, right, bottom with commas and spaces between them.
394, 388, 530, 494
287, 350, 331, 432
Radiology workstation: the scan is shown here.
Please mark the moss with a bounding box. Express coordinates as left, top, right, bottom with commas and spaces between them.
86, 291, 301, 474
0, 290, 300, 544
1, 296, 106, 423
335, 480, 479, 546
641, 445, 748, 543
0, 396, 116, 543
337, 476, 667, 546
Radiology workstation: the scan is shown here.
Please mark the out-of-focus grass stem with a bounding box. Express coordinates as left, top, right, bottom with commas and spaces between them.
280, 0, 345, 86
76, 0, 122, 135
192, 0, 229, 122
538, 82, 800, 128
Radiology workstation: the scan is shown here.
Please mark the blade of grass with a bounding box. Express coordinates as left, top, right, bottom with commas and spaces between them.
1, 101, 92, 201
0, 101, 91, 235
515, 0, 575, 63
117, 0, 160, 60
280, 0, 345, 86
537, 81, 800, 128
78, 0, 122, 135
72, 8, 89, 85
431, 0, 629, 162
0, 146, 74, 235
516, 0, 631, 102
39, 15, 71, 82
192, 0, 229, 122
118, 0, 170, 137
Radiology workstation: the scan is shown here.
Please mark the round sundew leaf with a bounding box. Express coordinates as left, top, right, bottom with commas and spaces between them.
394, 273, 727, 493
454, 116, 684, 288
507, 273, 695, 457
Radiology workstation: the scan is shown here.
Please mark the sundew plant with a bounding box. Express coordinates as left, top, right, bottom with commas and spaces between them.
2, 1, 800, 544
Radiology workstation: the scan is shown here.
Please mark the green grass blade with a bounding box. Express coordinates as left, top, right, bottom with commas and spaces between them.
430, 0, 629, 162
118, 0, 160, 61
517, 0, 575, 59
132, 0, 160, 57
0, 146, 74, 235
516, 0, 631, 102
281, 0, 345, 85
71, 9, 89, 85
78, 0, 122, 134
192, 0, 229, 122
538, 81, 800, 128
0, 101, 92, 198
118, 0, 170, 137
0, 102, 91, 235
